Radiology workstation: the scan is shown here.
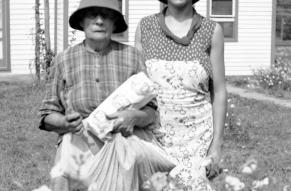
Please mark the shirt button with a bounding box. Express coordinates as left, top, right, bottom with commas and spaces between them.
95, 78, 100, 83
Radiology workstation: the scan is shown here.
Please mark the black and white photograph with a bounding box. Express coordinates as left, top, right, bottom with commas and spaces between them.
0, 0, 290, 191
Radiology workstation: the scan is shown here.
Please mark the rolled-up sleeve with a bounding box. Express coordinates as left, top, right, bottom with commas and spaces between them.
38, 53, 65, 130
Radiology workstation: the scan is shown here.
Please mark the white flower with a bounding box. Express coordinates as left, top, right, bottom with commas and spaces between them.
225, 175, 245, 191
252, 177, 269, 190
241, 166, 252, 174
241, 158, 257, 175
32, 185, 52, 191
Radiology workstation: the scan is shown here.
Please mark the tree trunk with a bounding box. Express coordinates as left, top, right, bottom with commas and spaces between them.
44, 0, 52, 79
35, 0, 41, 80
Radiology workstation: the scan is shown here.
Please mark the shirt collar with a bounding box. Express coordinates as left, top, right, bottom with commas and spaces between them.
82, 40, 113, 56
158, 7, 203, 46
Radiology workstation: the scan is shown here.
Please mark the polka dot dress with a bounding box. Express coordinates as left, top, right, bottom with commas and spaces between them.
140, 10, 217, 191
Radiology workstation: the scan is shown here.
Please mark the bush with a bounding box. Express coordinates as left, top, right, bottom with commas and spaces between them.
253, 55, 291, 92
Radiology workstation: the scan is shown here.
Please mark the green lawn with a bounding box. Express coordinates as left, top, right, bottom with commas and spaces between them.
0, 81, 56, 191
213, 94, 291, 190
0, 81, 290, 191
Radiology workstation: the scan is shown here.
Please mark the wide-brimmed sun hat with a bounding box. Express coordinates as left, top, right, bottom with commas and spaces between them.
69, 0, 127, 33
158, 0, 199, 4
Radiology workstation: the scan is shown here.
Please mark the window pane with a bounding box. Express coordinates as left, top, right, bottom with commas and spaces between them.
218, 22, 234, 38
0, 42, 2, 59
276, 15, 282, 41
212, 0, 233, 15
282, 16, 291, 40
0, 0, 3, 61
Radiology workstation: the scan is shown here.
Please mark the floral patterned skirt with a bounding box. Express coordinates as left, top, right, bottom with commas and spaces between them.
158, 100, 215, 191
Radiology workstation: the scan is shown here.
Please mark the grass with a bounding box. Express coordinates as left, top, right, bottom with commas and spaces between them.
0, 80, 56, 191
212, 94, 291, 190
226, 75, 291, 100
0, 81, 291, 191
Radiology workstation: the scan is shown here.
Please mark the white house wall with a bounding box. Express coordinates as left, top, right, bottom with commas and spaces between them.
127, 0, 160, 44
56, 0, 64, 52
225, 0, 273, 75
9, 0, 55, 74
10, 1, 35, 74
185, 0, 273, 75
65, 0, 273, 76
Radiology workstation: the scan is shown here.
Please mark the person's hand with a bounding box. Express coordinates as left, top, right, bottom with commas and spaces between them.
62, 112, 83, 134
106, 109, 138, 137
204, 147, 222, 180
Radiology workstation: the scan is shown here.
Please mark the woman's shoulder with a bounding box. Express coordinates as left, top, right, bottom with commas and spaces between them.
140, 13, 159, 25
201, 16, 217, 28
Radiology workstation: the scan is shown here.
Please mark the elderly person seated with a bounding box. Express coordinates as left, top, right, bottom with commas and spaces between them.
39, 0, 174, 190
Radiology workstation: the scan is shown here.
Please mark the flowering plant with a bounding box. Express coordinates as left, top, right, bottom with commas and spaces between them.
253, 54, 290, 92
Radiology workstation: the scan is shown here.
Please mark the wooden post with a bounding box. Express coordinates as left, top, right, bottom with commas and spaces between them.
44, 0, 52, 77
35, 0, 41, 80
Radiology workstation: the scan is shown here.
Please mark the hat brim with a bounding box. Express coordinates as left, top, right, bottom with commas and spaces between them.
158, 0, 199, 4
69, 6, 128, 33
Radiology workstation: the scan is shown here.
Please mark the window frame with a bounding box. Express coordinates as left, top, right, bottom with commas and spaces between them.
0, 0, 10, 71
207, 0, 238, 42
276, 5, 291, 46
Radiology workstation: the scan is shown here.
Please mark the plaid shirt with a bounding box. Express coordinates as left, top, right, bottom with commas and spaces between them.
39, 40, 153, 130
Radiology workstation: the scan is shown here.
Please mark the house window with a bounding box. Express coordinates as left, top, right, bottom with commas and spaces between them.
112, 0, 128, 42
0, 0, 10, 71
208, 0, 238, 41
276, 2, 291, 45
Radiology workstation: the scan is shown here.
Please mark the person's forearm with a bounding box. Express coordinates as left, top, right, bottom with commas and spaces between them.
212, 89, 227, 146
134, 106, 157, 128
43, 112, 67, 134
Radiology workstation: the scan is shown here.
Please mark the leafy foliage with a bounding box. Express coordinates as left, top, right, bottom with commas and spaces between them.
253, 55, 290, 92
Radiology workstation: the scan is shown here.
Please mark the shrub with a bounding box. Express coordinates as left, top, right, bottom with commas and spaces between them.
253, 55, 290, 92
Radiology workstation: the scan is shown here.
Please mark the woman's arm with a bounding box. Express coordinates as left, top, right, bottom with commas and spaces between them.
42, 112, 83, 134
207, 23, 227, 164
106, 104, 158, 137
39, 53, 83, 135
134, 22, 143, 53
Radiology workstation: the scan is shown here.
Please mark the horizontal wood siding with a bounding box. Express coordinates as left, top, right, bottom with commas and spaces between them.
191, 0, 273, 75
56, 0, 64, 53
229, 0, 275, 75
9, 0, 35, 73
127, 0, 160, 45
127, 0, 273, 75
221, 0, 273, 75
9, 0, 55, 74
60, 0, 273, 76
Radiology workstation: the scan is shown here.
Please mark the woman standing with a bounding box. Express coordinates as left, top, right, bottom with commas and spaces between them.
135, 0, 227, 190
39, 0, 174, 190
